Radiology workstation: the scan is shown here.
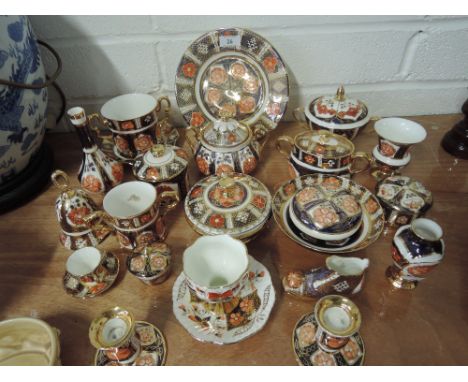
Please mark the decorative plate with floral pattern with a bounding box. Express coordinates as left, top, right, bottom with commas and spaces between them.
292, 312, 364, 366
184, 173, 272, 241
94, 321, 167, 366
172, 255, 275, 345
175, 28, 289, 131
272, 175, 384, 253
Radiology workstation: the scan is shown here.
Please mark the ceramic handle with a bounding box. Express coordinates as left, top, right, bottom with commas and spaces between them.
83, 211, 113, 232
276, 136, 295, 158
253, 125, 269, 152
158, 190, 180, 217
349, 152, 372, 174
51, 169, 71, 191
88, 113, 114, 142
185, 126, 200, 154
155, 96, 171, 115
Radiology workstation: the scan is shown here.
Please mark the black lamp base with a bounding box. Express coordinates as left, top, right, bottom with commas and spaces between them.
0, 143, 54, 214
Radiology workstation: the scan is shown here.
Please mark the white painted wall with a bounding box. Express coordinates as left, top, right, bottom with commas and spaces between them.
29, 15, 468, 131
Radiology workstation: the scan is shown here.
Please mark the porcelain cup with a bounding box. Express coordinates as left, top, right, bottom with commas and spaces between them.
89, 307, 141, 365
183, 235, 250, 303
374, 117, 426, 160
85, 181, 179, 248
0, 317, 61, 366
314, 295, 361, 353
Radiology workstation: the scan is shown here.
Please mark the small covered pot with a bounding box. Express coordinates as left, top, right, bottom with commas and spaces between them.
276, 130, 371, 178
288, 183, 363, 244
187, 109, 267, 175
376, 175, 432, 227
51, 170, 110, 250
132, 144, 190, 199
184, 172, 272, 242
126, 242, 172, 285
294, 86, 370, 140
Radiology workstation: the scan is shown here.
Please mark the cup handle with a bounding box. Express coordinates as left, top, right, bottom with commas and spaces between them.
276, 136, 295, 158
158, 190, 180, 217
51, 169, 70, 191
88, 113, 114, 145
155, 96, 171, 114
349, 152, 372, 174
83, 211, 112, 231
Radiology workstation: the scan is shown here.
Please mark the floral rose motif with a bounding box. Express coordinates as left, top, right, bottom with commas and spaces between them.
263, 56, 278, 73
115, 135, 129, 151
209, 214, 225, 228
286, 271, 304, 289
182, 62, 197, 78
342, 339, 360, 361
82, 175, 103, 193
303, 155, 316, 165
130, 255, 146, 272
338, 195, 361, 215
266, 102, 281, 116
206, 88, 221, 105
136, 232, 156, 246
313, 206, 339, 227
231, 62, 247, 79
396, 215, 409, 225
365, 198, 379, 214
134, 134, 153, 152
215, 164, 234, 176
67, 206, 91, 226
296, 187, 320, 205
284, 183, 296, 196
111, 163, 124, 183
242, 78, 259, 94
146, 167, 160, 181
209, 66, 228, 85
297, 322, 316, 348
242, 157, 257, 174
229, 312, 245, 327
252, 195, 266, 209
219, 103, 237, 116
149, 254, 168, 271
312, 351, 336, 366
137, 327, 157, 346
321, 177, 341, 190
238, 96, 256, 114
316, 101, 336, 116
190, 186, 203, 198
190, 112, 205, 128
135, 353, 156, 366
380, 141, 396, 157
120, 120, 135, 131
140, 213, 153, 225
196, 157, 210, 175
239, 298, 255, 314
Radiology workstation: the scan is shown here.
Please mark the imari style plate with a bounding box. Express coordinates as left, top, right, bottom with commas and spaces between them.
62, 252, 120, 299
175, 27, 289, 131
94, 321, 167, 366
273, 175, 384, 254
172, 255, 275, 345
293, 312, 365, 366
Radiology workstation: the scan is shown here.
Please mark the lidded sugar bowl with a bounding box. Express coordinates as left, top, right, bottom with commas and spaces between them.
295, 86, 370, 140
132, 144, 190, 198
187, 109, 266, 175
52, 169, 110, 250
184, 172, 272, 241
376, 175, 432, 226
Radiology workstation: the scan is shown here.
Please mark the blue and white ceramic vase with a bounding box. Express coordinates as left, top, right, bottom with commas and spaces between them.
0, 16, 48, 184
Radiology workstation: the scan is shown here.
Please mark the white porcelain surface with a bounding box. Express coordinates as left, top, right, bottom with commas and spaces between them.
103, 181, 156, 218
66, 247, 101, 276
411, 218, 443, 241
374, 117, 427, 145
326, 256, 369, 276
101, 93, 156, 121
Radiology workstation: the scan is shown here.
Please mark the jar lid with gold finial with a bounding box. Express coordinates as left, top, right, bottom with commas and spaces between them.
184, 172, 272, 241
132, 144, 189, 183
305, 86, 370, 130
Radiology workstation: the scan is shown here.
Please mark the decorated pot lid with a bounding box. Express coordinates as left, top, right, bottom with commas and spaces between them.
184, 172, 272, 239
376, 175, 432, 215
296, 130, 354, 158
305, 86, 370, 130
127, 242, 171, 280
132, 144, 189, 183
290, 182, 363, 238
201, 110, 251, 150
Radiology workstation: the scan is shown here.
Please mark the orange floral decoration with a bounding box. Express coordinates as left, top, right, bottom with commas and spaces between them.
209, 214, 225, 228
182, 62, 197, 78
365, 198, 379, 214
82, 175, 102, 193
140, 213, 153, 224
190, 186, 203, 198
190, 112, 205, 128
196, 157, 210, 175
242, 157, 257, 174
115, 135, 129, 150
134, 134, 153, 151
215, 164, 234, 176
146, 167, 160, 180
229, 312, 245, 327
284, 183, 296, 196
67, 206, 91, 225
121, 120, 135, 130
304, 155, 316, 165
263, 56, 278, 73
252, 195, 266, 209
111, 163, 124, 183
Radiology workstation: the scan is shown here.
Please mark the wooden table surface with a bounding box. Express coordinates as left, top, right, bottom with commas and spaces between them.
1, 116, 467, 366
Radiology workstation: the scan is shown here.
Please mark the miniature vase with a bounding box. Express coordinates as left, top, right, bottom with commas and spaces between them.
386, 218, 444, 290
283, 256, 369, 298
67, 106, 124, 194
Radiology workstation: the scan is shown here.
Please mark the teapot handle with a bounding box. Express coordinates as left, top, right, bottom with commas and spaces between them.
349, 152, 372, 174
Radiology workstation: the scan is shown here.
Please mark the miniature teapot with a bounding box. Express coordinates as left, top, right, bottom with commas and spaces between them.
186, 109, 267, 175
282, 256, 369, 298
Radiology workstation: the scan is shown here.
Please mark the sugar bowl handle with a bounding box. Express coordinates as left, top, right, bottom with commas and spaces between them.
349, 152, 372, 174
157, 190, 180, 217
276, 135, 295, 158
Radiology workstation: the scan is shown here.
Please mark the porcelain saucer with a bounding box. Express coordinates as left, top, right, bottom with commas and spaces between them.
272, 174, 384, 254
172, 255, 275, 345
94, 321, 167, 366
293, 312, 365, 366
62, 252, 119, 299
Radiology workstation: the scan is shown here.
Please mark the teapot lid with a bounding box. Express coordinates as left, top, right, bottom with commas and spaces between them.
127, 242, 171, 279
184, 172, 271, 240
132, 144, 189, 183
305, 86, 370, 130
202, 109, 251, 149
376, 175, 432, 216
295, 130, 354, 159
